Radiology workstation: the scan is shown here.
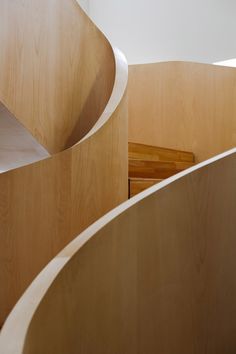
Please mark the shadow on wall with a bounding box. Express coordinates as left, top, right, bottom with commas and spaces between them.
65, 64, 110, 147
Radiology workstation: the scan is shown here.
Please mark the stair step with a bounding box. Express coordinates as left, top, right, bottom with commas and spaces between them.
128, 142, 195, 163
129, 178, 163, 197
129, 159, 194, 179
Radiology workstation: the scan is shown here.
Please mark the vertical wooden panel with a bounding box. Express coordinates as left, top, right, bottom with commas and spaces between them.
128, 62, 236, 162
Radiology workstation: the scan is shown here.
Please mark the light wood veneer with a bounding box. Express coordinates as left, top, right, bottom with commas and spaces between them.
1, 149, 236, 354
0, 0, 115, 154
0, 1, 128, 325
129, 62, 236, 162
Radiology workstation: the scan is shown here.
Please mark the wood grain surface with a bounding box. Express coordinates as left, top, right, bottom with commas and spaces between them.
129, 177, 162, 197
0, 1, 128, 325
129, 142, 194, 162
129, 159, 194, 179
0, 0, 115, 154
128, 62, 236, 162
1, 150, 236, 354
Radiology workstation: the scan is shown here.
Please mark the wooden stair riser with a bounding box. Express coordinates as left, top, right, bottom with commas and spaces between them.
129, 178, 163, 198
129, 142, 194, 163
129, 159, 194, 179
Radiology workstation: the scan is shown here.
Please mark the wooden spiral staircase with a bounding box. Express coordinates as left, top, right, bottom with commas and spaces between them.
1, 1, 236, 354
128, 142, 195, 197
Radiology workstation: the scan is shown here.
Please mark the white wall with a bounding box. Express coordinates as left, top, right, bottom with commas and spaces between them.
87, 0, 236, 64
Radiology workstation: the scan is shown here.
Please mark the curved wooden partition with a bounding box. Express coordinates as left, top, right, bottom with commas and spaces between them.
0, 1, 128, 325
129, 62, 236, 162
0, 0, 115, 154
1, 149, 236, 353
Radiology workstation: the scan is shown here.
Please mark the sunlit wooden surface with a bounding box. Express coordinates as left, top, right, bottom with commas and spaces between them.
129, 62, 236, 162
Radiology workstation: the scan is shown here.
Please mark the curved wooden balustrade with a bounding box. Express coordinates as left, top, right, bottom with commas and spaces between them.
1, 149, 236, 353
0, 0, 116, 154
0, 1, 128, 325
129, 61, 236, 162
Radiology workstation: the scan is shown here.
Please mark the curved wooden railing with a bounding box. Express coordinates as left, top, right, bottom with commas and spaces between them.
1, 148, 236, 353
0, 0, 128, 325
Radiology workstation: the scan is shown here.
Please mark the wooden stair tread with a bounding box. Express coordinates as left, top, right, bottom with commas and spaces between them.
129, 142, 195, 163
129, 159, 194, 179
129, 178, 163, 197
129, 177, 163, 182
128, 143, 195, 197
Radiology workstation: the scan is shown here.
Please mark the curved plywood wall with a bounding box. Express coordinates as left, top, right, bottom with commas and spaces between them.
1, 149, 236, 353
0, 2, 128, 325
128, 62, 236, 162
0, 0, 115, 154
